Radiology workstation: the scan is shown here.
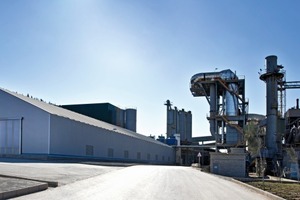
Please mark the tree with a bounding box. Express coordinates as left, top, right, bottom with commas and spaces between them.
286, 147, 300, 182
244, 121, 261, 157
244, 121, 266, 177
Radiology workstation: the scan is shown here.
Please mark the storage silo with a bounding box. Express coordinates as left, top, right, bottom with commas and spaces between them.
165, 100, 178, 137
185, 111, 192, 142
115, 108, 124, 127
125, 108, 137, 132
178, 110, 186, 141
178, 110, 192, 142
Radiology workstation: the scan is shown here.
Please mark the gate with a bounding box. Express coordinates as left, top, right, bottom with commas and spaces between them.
0, 118, 21, 155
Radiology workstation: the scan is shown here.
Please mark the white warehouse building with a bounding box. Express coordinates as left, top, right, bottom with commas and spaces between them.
0, 88, 175, 164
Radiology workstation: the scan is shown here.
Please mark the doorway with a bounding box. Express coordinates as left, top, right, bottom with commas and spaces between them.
0, 118, 21, 155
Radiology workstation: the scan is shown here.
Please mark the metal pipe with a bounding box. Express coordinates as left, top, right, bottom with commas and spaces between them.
226, 83, 238, 116
209, 84, 216, 137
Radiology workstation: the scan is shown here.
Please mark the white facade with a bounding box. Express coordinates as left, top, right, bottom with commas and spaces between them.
0, 88, 175, 164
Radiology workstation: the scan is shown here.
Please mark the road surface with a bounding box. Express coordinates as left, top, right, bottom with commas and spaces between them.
15, 165, 275, 200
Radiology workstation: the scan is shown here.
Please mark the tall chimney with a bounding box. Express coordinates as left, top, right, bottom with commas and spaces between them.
297, 98, 299, 109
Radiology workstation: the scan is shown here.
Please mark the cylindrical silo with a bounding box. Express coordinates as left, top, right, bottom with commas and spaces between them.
186, 111, 192, 142
167, 108, 177, 137
179, 109, 187, 141
115, 108, 124, 127
125, 109, 137, 132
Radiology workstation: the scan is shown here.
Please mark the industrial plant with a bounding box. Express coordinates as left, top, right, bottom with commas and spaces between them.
0, 55, 299, 179
187, 55, 300, 178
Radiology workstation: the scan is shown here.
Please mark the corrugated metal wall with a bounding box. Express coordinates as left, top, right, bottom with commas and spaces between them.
50, 115, 175, 164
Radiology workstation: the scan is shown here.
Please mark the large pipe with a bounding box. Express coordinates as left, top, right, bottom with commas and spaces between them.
297, 98, 299, 109
209, 84, 216, 137
226, 83, 238, 116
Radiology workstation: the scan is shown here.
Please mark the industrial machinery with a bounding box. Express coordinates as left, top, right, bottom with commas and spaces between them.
259, 55, 300, 174
285, 99, 300, 145
188, 55, 300, 178
190, 69, 248, 149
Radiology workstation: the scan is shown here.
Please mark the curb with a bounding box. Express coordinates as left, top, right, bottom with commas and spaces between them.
0, 174, 58, 187
193, 168, 285, 200
230, 178, 285, 200
0, 179, 48, 200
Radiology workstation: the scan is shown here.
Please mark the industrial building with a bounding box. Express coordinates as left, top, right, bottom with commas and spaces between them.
61, 103, 137, 132
1, 55, 299, 179
0, 88, 175, 164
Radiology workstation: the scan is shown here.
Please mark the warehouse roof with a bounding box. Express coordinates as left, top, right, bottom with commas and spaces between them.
0, 88, 170, 147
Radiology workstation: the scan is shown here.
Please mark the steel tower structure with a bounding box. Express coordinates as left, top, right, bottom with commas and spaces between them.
190, 69, 248, 149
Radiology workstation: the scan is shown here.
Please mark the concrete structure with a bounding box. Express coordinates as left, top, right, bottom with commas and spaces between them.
61, 103, 137, 132
210, 148, 248, 177
0, 88, 174, 164
165, 100, 192, 142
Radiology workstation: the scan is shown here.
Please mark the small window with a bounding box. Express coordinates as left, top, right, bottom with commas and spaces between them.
162, 156, 165, 161
86, 145, 94, 156
124, 150, 129, 159
147, 153, 151, 160
137, 152, 141, 160
155, 154, 158, 161
108, 148, 114, 157
168, 157, 170, 162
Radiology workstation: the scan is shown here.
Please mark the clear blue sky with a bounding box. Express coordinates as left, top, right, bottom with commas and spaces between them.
1, 0, 299, 137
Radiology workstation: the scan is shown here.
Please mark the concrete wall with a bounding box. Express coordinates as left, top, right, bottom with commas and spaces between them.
0, 90, 50, 154
210, 149, 247, 177
49, 115, 175, 164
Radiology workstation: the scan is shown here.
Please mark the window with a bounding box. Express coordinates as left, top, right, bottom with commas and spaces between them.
108, 148, 114, 157
147, 153, 151, 160
137, 152, 141, 160
124, 150, 129, 159
85, 145, 94, 156
155, 154, 158, 161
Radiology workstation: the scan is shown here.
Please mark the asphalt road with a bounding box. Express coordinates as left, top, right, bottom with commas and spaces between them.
15, 165, 274, 200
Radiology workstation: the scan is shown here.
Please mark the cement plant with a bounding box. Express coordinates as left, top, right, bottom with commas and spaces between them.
0, 55, 300, 199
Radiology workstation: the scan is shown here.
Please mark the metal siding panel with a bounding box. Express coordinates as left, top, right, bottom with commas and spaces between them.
0, 89, 50, 154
